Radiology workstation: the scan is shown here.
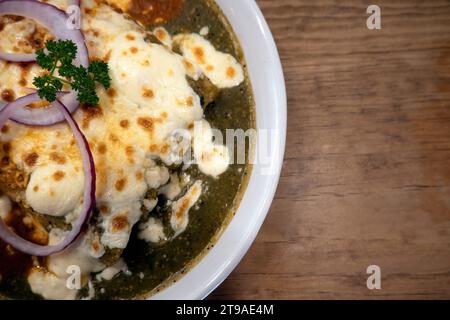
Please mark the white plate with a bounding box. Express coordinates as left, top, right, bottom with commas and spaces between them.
152, 0, 287, 300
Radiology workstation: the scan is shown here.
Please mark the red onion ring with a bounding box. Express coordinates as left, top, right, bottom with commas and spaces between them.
0, 97, 96, 256
0, 91, 73, 125
0, 0, 89, 125
10, 92, 81, 126
0, 52, 36, 63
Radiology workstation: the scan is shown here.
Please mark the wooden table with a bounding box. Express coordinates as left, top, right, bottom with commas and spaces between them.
209, 0, 450, 299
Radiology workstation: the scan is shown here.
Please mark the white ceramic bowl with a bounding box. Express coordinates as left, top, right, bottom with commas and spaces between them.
153, 0, 287, 300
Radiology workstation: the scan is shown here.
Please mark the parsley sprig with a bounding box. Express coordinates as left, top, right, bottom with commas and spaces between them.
33, 40, 111, 105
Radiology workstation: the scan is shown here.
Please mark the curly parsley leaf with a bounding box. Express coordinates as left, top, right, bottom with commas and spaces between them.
33, 40, 111, 105
88, 61, 111, 89
33, 74, 64, 102
36, 40, 77, 72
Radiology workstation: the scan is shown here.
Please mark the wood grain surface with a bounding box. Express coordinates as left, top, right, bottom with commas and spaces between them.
209, 0, 450, 300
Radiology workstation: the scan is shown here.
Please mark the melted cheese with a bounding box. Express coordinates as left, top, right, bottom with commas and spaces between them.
138, 217, 166, 243
28, 268, 78, 300
28, 227, 105, 300
170, 180, 202, 237
46, 228, 105, 278
99, 201, 142, 249
193, 120, 230, 178
145, 164, 170, 189
25, 163, 84, 216
104, 0, 131, 13
0, 19, 37, 54
143, 198, 158, 211
153, 27, 172, 49
173, 33, 244, 88
0, 62, 43, 100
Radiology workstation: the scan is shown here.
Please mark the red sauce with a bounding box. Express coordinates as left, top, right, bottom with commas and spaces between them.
128, 0, 185, 25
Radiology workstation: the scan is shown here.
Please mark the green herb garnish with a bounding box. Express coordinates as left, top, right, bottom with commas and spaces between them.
33, 40, 111, 105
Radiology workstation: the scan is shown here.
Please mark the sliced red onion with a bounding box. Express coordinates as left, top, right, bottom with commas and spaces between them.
0, 98, 96, 256
0, 0, 89, 125
0, 91, 75, 126
0, 52, 36, 63
10, 91, 81, 126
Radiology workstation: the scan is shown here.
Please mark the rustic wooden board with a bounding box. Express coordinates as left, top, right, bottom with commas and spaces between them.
209, 0, 450, 299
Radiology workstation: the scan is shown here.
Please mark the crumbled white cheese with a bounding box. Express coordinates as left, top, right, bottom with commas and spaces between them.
143, 198, 158, 212
199, 26, 209, 37
138, 217, 167, 243
159, 173, 190, 200
96, 258, 128, 281
159, 174, 182, 200
145, 165, 170, 190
